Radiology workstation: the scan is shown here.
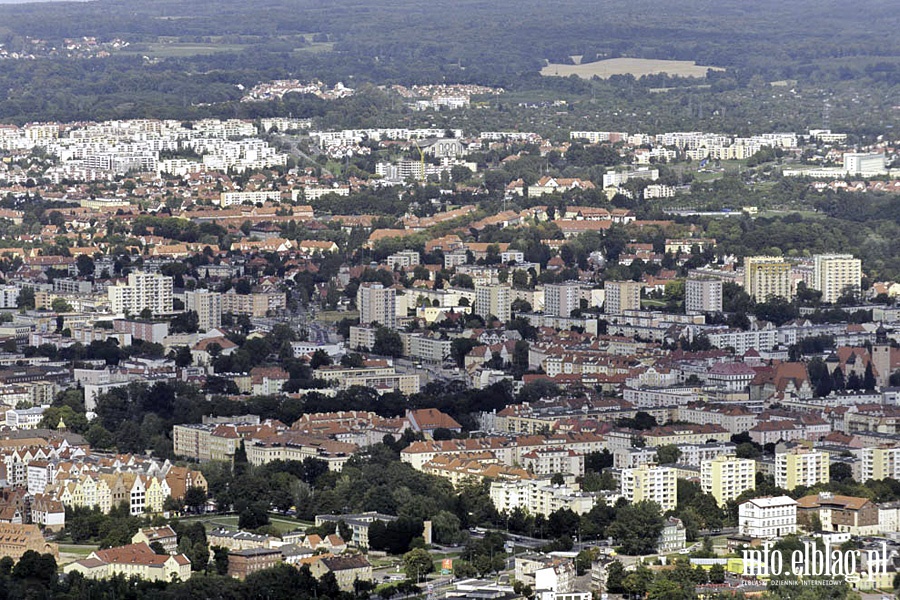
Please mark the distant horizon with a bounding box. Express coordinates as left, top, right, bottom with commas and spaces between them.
0, 0, 96, 3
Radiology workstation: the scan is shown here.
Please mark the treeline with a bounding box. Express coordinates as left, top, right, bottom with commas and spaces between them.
0, 553, 369, 600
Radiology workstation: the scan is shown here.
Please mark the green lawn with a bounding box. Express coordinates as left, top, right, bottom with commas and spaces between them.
177, 514, 311, 534
123, 43, 247, 58
316, 310, 358, 323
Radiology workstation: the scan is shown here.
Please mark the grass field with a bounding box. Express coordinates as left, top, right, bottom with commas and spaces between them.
178, 514, 312, 534
123, 42, 247, 58
292, 42, 335, 54
541, 58, 724, 79
316, 310, 357, 323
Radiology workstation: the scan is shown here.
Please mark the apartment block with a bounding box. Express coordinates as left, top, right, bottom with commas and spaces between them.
812, 254, 861, 304
357, 283, 397, 329
685, 276, 723, 314
620, 464, 677, 511
386, 250, 421, 270
775, 447, 829, 490
604, 281, 642, 315
489, 477, 601, 517
475, 284, 511, 323
861, 445, 900, 482
184, 289, 223, 331
544, 282, 582, 318
108, 271, 173, 316
743, 256, 791, 301
220, 289, 286, 317
701, 455, 756, 507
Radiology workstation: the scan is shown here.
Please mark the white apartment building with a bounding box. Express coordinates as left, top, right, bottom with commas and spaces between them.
685, 277, 723, 314
219, 190, 281, 207
521, 448, 585, 477
743, 256, 792, 301
620, 464, 677, 511
386, 250, 421, 270
108, 272, 173, 316
5, 406, 48, 430
738, 496, 797, 539
0, 285, 19, 309
489, 478, 600, 517
701, 455, 756, 507
357, 283, 397, 329
184, 289, 222, 331
543, 282, 581, 318
475, 284, 511, 323
812, 254, 861, 304
604, 281, 642, 315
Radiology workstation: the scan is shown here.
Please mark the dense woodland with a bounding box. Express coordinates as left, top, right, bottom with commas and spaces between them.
0, 0, 895, 129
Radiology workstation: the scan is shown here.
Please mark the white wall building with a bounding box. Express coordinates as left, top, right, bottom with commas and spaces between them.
738, 496, 797, 539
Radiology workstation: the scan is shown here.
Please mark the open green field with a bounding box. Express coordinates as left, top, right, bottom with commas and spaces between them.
316, 310, 358, 323
292, 42, 335, 54
178, 514, 312, 534
541, 58, 724, 79
123, 42, 247, 58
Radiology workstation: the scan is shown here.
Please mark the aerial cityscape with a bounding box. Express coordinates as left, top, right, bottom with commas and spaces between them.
0, 0, 897, 599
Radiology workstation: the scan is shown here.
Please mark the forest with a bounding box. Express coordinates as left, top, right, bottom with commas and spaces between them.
0, 0, 896, 127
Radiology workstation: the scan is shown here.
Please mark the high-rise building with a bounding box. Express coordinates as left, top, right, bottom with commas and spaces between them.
743, 256, 792, 301
861, 444, 900, 481
184, 289, 223, 331
812, 254, 861, 304
108, 272, 173, 316
775, 447, 829, 491
620, 464, 677, 511
685, 276, 723, 313
543, 282, 581, 318
475, 284, 511, 323
604, 281, 642, 315
357, 283, 396, 329
701, 455, 756, 507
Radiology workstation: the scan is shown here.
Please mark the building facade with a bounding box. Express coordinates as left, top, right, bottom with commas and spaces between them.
812, 254, 861, 304
701, 455, 756, 507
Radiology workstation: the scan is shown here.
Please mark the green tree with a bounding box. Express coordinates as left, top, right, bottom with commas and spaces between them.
402, 547, 434, 582
656, 444, 682, 464
51, 297, 73, 312
607, 501, 666, 555
373, 326, 403, 357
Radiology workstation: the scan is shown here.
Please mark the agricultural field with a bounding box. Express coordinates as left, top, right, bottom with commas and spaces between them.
541, 57, 725, 79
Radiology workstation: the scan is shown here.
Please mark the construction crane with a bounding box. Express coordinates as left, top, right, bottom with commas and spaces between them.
411, 139, 426, 184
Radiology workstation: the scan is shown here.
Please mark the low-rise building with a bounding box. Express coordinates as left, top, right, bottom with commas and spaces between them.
64, 542, 190, 581
309, 554, 373, 592
227, 547, 283, 580
738, 496, 797, 539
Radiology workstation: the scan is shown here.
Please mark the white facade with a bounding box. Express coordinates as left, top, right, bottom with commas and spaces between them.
844, 153, 886, 175
108, 272, 173, 316
812, 254, 861, 304
685, 277, 722, 314
357, 283, 397, 329
738, 496, 797, 539
544, 283, 581, 318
